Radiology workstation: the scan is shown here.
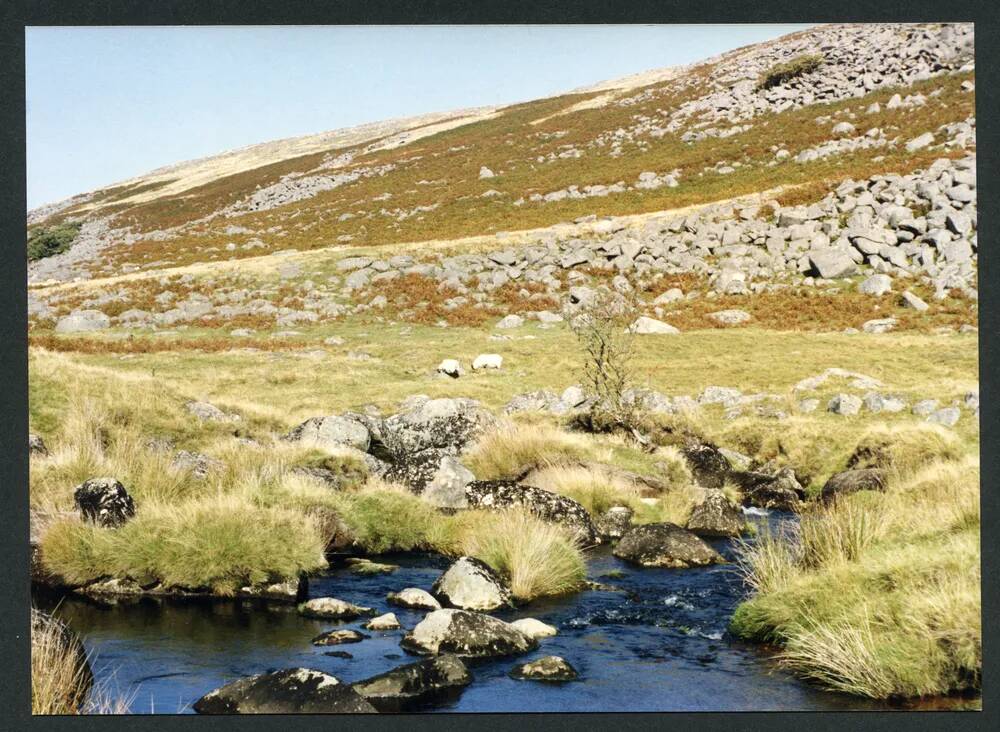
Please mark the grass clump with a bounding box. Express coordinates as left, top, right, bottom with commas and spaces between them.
27, 222, 81, 261
327, 481, 442, 554
848, 422, 964, 478
463, 509, 586, 601
731, 455, 981, 699
40, 495, 328, 594
464, 421, 593, 479
757, 54, 823, 90
31, 609, 92, 714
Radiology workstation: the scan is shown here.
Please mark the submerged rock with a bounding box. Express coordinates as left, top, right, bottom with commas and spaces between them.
465, 480, 597, 544
401, 609, 537, 658
192, 668, 376, 714
353, 654, 472, 712
686, 490, 746, 537
311, 629, 368, 646
432, 556, 512, 611
73, 477, 136, 528
509, 655, 579, 682
298, 597, 373, 620
613, 523, 724, 568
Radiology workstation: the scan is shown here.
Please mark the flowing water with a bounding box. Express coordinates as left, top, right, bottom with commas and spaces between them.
33, 512, 900, 713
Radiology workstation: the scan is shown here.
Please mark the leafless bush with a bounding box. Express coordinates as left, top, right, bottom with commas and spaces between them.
566, 287, 641, 434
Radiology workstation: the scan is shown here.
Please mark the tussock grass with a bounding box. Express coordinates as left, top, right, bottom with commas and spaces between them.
731, 455, 981, 699
849, 423, 964, 478
327, 480, 443, 554
41, 495, 327, 594
464, 421, 594, 479
32, 610, 92, 714
462, 509, 586, 601
526, 462, 704, 526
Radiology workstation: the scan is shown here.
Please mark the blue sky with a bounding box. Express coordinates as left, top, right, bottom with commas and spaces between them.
26, 24, 813, 209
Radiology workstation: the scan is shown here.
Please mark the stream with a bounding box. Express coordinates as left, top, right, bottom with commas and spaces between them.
34, 511, 898, 713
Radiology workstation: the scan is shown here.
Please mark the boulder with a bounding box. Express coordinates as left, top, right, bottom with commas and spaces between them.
809, 250, 857, 279
509, 656, 578, 682
612, 523, 724, 568
297, 597, 373, 620
496, 314, 524, 329
382, 398, 495, 459
731, 468, 805, 512
54, 309, 111, 333
383, 448, 474, 507
388, 587, 442, 611
74, 477, 135, 528
284, 415, 370, 452
400, 609, 537, 658
862, 317, 897, 334
820, 468, 886, 502
353, 654, 472, 712
681, 442, 731, 490
594, 505, 634, 542
901, 290, 929, 312
685, 490, 745, 537
708, 309, 751, 326
365, 613, 401, 631
312, 629, 368, 646
431, 556, 512, 611
858, 274, 892, 296
465, 480, 597, 544
927, 406, 961, 427
905, 132, 934, 152
29, 433, 48, 457
192, 668, 377, 714
630, 316, 679, 335
509, 618, 558, 640
185, 400, 240, 422
828, 393, 863, 415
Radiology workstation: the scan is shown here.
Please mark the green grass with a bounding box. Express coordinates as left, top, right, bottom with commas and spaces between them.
730, 456, 981, 698
40, 495, 328, 594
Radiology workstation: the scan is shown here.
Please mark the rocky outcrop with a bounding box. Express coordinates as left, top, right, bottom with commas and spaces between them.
284, 415, 370, 452
431, 556, 512, 611
465, 480, 597, 544
383, 449, 474, 508
382, 398, 496, 459
612, 522, 724, 568
401, 609, 537, 658
352, 655, 472, 712
509, 656, 579, 682
73, 477, 135, 528
193, 668, 377, 714
686, 490, 746, 537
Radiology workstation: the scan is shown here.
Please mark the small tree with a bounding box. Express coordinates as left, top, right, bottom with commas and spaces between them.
567, 286, 641, 433
27, 222, 81, 261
